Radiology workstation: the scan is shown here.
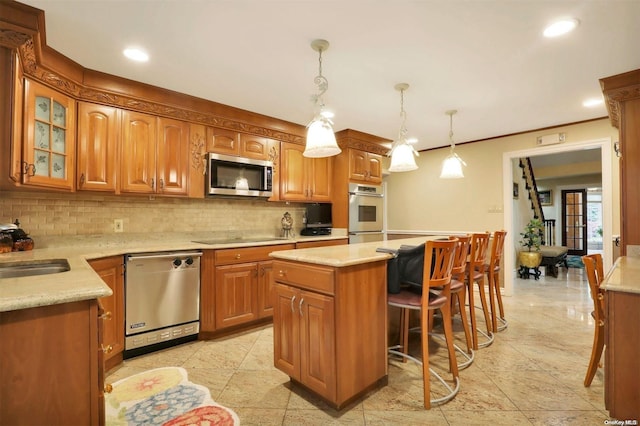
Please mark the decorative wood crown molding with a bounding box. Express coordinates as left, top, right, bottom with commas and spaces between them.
600, 70, 640, 130
10, 29, 306, 144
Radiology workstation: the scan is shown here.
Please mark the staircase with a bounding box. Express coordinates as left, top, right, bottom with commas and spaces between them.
519, 158, 557, 245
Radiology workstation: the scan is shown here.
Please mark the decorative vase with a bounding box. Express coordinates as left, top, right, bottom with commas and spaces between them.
519, 251, 542, 268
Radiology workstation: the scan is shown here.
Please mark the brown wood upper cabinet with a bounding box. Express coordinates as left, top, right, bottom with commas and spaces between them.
20, 78, 76, 190
206, 127, 274, 161
280, 142, 332, 202
120, 111, 189, 196
349, 149, 382, 184
77, 102, 119, 192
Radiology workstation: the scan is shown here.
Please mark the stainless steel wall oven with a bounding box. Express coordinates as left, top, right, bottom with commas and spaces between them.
348, 183, 384, 243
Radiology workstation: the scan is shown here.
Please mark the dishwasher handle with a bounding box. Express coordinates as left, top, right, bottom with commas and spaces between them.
127, 252, 203, 261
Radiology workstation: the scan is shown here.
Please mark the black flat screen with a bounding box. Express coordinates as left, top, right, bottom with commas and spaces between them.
306, 203, 332, 228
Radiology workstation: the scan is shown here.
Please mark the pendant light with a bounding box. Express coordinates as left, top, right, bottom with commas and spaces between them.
440, 109, 466, 179
304, 39, 341, 158
388, 83, 419, 172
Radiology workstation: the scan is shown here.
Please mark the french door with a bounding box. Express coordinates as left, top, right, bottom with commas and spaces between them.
562, 189, 588, 256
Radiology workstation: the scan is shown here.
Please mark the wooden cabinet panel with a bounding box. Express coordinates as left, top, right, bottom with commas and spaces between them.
9, 52, 23, 184
0, 300, 103, 425
120, 110, 157, 193
280, 142, 332, 202
206, 127, 240, 156
22, 79, 76, 190
257, 260, 275, 318
240, 134, 270, 160
215, 262, 258, 328
89, 256, 124, 369
272, 281, 336, 402
349, 149, 382, 184
295, 239, 348, 250
77, 102, 119, 192
157, 117, 189, 195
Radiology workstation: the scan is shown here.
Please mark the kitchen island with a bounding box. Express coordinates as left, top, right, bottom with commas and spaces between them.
269, 236, 439, 409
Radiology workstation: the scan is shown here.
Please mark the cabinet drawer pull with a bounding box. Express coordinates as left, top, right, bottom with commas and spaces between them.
299, 298, 304, 316
101, 344, 113, 354
290, 295, 296, 313
104, 383, 113, 394
278, 270, 286, 277
235, 254, 241, 259
100, 311, 112, 321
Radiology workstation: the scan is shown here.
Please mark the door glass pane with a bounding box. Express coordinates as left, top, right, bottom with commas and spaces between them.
51, 154, 65, 178
52, 101, 66, 127
35, 121, 49, 149
34, 150, 49, 176
52, 127, 65, 152
35, 96, 50, 122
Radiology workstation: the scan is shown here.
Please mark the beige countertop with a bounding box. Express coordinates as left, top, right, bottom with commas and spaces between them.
270, 236, 441, 267
0, 234, 348, 313
601, 256, 640, 295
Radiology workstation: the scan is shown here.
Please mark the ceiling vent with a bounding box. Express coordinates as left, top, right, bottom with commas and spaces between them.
536, 133, 566, 146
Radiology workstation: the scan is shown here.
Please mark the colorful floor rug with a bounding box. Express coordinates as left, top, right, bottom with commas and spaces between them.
106, 367, 239, 426
566, 255, 584, 268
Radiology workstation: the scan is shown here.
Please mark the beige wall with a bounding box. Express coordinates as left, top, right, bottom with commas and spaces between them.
385, 118, 620, 236
0, 191, 306, 246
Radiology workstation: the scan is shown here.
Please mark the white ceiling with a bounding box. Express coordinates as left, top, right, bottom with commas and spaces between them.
19, 0, 640, 151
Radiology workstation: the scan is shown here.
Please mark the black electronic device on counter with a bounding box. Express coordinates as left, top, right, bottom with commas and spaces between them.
302, 203, 332, 236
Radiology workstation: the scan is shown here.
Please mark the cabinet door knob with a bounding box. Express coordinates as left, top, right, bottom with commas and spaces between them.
151, 178, 155, 190
100, 311, 112, 321
104, 383, 113, 393
79, 173, 85, 186
235, 254, 241, 259
101, 344, 113, 354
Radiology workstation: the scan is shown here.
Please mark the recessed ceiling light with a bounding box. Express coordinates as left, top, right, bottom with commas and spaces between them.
583, 98, 604, 108
543, 18, 579, 38
123, 47, 149, 62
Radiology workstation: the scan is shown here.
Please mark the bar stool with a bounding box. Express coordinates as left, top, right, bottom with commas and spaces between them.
582, 253, 605, 387
466, 232, 493, 350
388, 239, 459, 409
486, 230, 507, 332
447, 234, 474, 369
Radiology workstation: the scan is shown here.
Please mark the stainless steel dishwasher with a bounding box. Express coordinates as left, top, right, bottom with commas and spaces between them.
124, 251, 202, 358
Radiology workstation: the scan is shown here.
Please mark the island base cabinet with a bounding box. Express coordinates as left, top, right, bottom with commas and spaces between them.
272, 259, 388, 409
0, 300, 103, 425
273, 282, 336, 402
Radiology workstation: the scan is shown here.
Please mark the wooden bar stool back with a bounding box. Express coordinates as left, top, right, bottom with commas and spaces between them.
447, 234, 474, 368
582, 253, 605, 387
388, 239, 459, 409
486, 230, 507, 332
466, 232, 493, 350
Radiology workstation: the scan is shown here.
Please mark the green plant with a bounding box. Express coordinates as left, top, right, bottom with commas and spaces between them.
520, 218, 544, 252
596, 226, 603, 237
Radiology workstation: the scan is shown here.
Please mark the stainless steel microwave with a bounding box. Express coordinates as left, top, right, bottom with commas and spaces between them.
206, 153, 273, 197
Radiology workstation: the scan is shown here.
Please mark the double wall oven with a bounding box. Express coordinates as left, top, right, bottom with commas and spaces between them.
348, 183, 384, 244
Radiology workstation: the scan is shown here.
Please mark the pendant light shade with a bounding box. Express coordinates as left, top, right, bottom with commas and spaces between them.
304, 39, 341, 158
440, 110, 466, 179
388, 83, 419, 172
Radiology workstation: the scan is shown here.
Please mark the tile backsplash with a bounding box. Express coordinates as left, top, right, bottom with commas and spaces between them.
1, 191, 306, 241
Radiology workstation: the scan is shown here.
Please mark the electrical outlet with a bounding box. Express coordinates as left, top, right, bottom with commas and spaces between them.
114, 219, 124, 233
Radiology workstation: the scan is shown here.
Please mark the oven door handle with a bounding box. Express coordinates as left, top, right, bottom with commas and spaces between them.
349, 192, 383, 198
127, 252, 203, 261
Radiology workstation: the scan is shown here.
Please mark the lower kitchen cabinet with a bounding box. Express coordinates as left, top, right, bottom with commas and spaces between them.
89, 255, 125, 371
0, 299, 105, 425
271, 259, 388, 408
200, 244, 295, 334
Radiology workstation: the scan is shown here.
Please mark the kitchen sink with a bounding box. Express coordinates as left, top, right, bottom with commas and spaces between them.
192, 237, 288, 245
0, 259, 70, 279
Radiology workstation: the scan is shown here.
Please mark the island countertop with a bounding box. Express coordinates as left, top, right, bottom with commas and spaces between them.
0, 234, 348, 313
601, 256, 640, 295
270, 236, 440, 267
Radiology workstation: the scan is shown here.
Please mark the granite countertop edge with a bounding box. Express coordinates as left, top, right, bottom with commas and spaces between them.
0, 234, 349, 313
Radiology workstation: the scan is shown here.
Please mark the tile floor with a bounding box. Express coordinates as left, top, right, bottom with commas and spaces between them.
106, 266, 609, 425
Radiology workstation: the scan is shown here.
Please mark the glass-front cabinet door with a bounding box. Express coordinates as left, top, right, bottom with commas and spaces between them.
23, 79, 75, 190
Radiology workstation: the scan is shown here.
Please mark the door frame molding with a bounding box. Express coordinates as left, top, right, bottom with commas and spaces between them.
502, 138, 613, 296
